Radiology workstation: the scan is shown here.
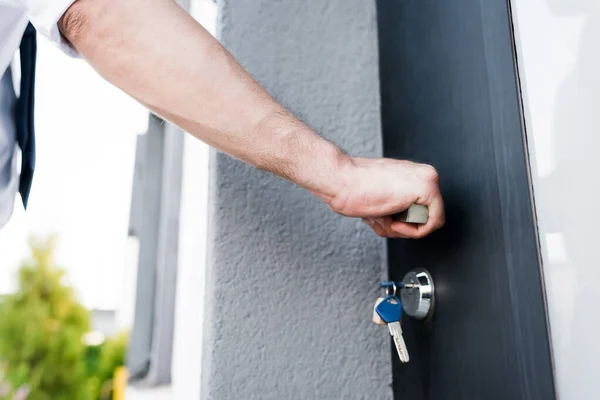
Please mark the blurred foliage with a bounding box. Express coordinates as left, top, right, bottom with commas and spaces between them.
0, 236, 94, 399
97, 331, 128, 386
0, 237, 129, 400
87, 331, 129, 400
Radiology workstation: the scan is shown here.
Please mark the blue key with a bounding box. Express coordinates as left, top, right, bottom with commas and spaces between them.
375, 295, 410, 363
375, 294, 402, 324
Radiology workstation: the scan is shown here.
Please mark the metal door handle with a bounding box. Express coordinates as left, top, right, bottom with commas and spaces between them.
392, 204, 429, 224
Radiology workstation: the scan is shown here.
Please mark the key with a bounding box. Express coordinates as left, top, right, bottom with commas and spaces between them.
380, 281, 417, 290
373, 297, 387, 325
388, 319, 410, 363
375, 295, 410, 363
377, 296, 410, 363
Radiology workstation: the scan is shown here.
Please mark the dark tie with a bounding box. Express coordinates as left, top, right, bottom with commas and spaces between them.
16, 22, 37, 209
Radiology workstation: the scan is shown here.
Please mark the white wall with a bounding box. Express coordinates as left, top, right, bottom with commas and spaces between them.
126, 386, 172, 400
170, 1, 216, 399
511, 1, 600, 398
170, 133, 209, 400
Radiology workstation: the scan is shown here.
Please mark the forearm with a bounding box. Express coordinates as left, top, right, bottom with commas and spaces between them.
59, 0, 347, 202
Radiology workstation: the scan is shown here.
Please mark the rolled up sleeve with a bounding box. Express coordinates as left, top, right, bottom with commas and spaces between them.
23, 0, 79, 56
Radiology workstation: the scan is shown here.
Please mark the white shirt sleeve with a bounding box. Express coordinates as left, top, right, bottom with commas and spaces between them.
22, 0, 79, 56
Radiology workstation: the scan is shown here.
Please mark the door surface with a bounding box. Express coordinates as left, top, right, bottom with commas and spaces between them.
376, 1, 556, 399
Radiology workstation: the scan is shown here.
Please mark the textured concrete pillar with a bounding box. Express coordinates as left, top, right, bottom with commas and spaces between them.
201, 1, 390, 399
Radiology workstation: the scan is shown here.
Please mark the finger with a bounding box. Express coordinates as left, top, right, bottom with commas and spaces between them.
374, 216, 413, 239
362, 218, 387, 237
376, 216, 399, 237
389, 221, 421, 238
418, 190, 445, 234
391, 215, 438, 238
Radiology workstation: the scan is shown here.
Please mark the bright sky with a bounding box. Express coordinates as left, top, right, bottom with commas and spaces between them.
0, 0, 217, 312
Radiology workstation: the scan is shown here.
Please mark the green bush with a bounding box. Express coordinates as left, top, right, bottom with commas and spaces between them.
97, 331, 128, 387
86, 331, 129, 400
0, 237, 95, 400
0, 238, 130, 400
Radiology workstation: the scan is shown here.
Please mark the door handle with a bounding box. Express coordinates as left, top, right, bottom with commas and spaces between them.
392, 204, 429, 224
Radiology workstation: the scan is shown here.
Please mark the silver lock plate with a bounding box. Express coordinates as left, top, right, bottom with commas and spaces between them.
401, 268, 435, 320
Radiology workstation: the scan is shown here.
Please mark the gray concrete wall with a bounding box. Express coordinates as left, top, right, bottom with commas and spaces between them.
201, 1, 390, 399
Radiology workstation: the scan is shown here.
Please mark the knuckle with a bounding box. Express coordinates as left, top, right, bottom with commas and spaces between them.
421, 165, 439, 183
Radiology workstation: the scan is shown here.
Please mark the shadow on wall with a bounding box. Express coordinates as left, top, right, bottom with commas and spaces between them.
534, 0, 600, 397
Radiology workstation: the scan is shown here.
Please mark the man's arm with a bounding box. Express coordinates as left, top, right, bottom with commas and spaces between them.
58, 0, 444, 238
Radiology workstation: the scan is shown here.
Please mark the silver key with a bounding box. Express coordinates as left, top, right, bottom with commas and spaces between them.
388, 320, 410, 363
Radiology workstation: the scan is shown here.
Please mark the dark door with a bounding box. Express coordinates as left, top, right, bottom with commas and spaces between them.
376, 1, 555, 399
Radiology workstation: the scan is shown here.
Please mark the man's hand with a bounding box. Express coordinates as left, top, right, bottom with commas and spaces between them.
319, 157, 445, 238
59, 0, 444, 239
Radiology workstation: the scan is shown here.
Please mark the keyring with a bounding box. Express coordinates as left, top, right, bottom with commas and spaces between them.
386, 282, 397, 297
